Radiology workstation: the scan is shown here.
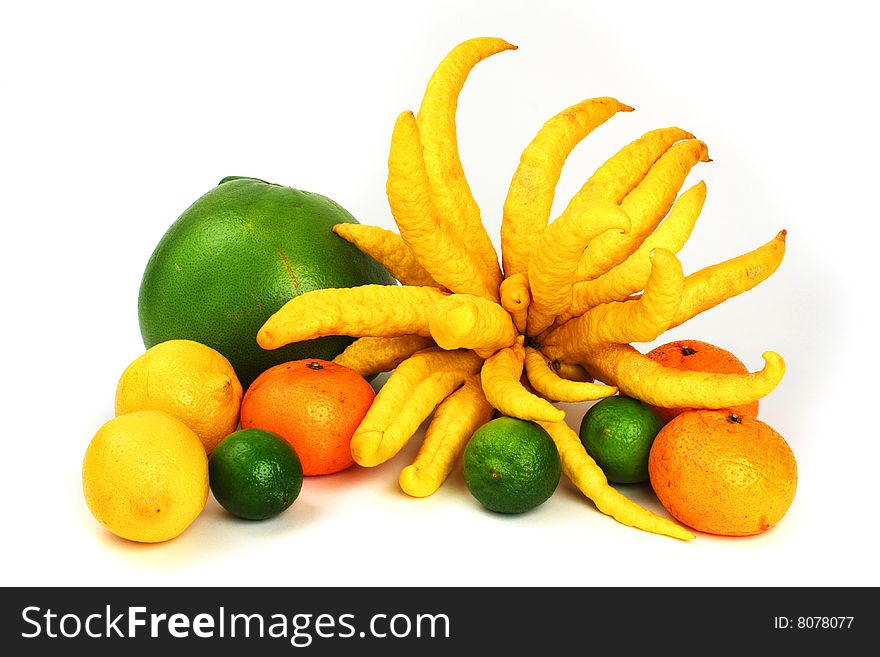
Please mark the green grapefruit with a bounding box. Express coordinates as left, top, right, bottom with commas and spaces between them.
138, 177, 395, 389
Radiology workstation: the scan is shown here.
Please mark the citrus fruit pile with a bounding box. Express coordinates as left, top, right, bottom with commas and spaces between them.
82, 36, 798, 545
84, 338, 375, 542
83, 177, 388, 542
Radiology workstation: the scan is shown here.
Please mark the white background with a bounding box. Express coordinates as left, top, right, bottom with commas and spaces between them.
2, 0, 878, 587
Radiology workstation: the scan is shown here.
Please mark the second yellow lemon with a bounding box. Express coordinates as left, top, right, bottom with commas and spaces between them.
115, 339, 242, 453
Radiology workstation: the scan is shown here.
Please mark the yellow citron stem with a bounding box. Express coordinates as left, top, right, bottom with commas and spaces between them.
501, 97, 633, 279
399, 374, 495, 498
542, 249, 683, 351
523, 347, 617, 402
499, 273, 531, 333
480, 341, 565, 422
671, 230, 787, 329
257, 285, 447, 350
428, 294, 518, 358
332, 335, 435, 378
351, 349, 483, 467
581, 343, 785, 408
537, 420, 695, 541
563, 181, 706, 317
526, 201, 631, 335
332, 223, 442, 288
576, 139, 710, 281
417, 37, 513, 293
387, 111, 498, 300
565, 127, 694, 210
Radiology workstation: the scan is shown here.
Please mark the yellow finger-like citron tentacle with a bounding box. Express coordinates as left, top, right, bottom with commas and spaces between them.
332, 335, 436, 378
499, 273, 531, 333
480, 341, 565, 422
428, 294, 518, 358
351, 349, 483, 467
501, 97, 633, 279
542, 249, 683, 351
563, 181, 706, 318
257, 285, 447, 350
417, 37, 513, 293
526, 201, 631, 335
565, 127, 694, 210
576, 139, 710, 281
524, 347, 617, 402
582, 343, 786, 408
332, 224, 442, 288
387, 111, 498, 300
399, 374, 495, 498
537, 420, 695, 541
671, 230, 787, 329
554, 361, 593, 382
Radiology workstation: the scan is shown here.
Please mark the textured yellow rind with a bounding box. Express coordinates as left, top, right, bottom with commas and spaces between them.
257, 285, 447, 350
542, 249, 683, 350
417, 37, 513, 293
499, 273, 530, 333
580, 343, 786, 408
563, 181, 706, 317
113, 340, 243, 454
526, 201, 630, 335
523, 347, 616, 402
671, 230, 787, 329
565, 127, 694, 210
387, 111, 497, 300
333, 335, 436, 377
480, 341, 565, 422
554, 361, 593, 382
332, 223, 442, 288
501, 97, 632, 279
351, 349, 483, 467
576, 139, 710, 281
538, 420, 695, 541
428, 294, 518, 357
399, 374, 495, 497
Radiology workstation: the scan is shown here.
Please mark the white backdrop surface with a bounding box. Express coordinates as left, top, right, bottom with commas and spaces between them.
2, 0, 877, 587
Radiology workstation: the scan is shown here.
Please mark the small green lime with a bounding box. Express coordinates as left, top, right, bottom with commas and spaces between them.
209, 428, 303, 520
463, 417, 561, 514
578, 396, 664, 484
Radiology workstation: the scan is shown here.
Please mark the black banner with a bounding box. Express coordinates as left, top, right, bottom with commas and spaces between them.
0, 587, 870, 653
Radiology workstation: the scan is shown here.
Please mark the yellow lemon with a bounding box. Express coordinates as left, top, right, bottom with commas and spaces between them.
82, 410, 209, 543
115, 339, 243, 453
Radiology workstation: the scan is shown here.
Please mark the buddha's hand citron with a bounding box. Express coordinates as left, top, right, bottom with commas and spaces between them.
82, 410, 209, 543
115, 339, 242, 454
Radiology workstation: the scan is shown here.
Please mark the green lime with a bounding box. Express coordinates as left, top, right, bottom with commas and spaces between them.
209, 428, 303, 520
463, 417, 561, 514
138, 177, 395, 389
578, 396, 664, 484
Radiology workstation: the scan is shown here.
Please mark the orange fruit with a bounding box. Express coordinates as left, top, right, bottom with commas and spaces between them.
648, 410, 797, 536
645, 339, 759, 422
240, 359, 375, 476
